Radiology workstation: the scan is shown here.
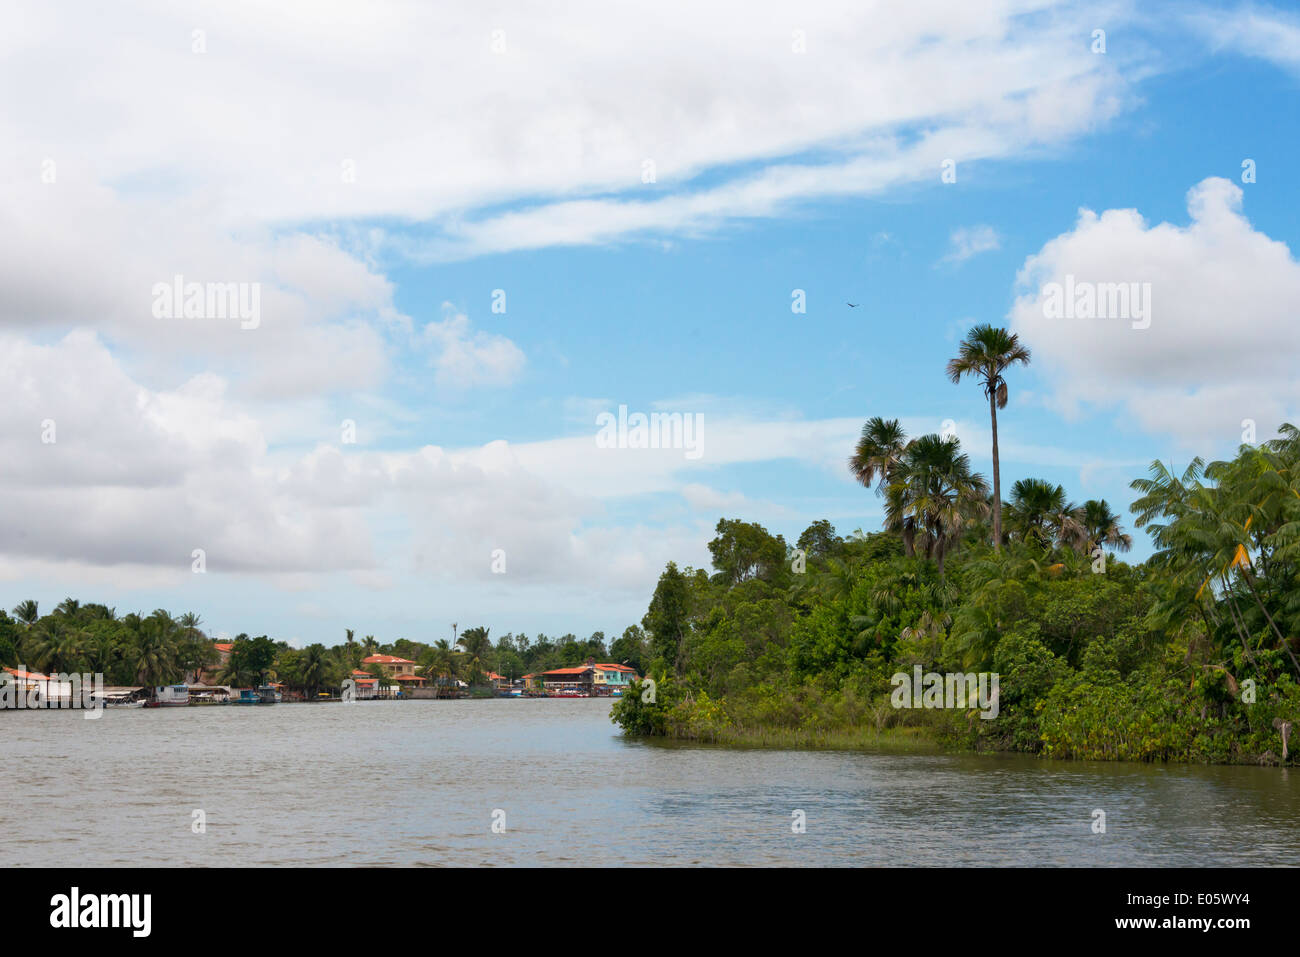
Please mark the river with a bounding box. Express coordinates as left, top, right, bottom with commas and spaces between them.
4, 698, 1298, 866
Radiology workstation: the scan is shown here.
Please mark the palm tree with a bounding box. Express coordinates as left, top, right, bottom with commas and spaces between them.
849, 417, 911, 495
299, 644, 333, 698
179, 612, 204, 640
1080, 499, 1132, 554
460, 626, 492, 684
11, 600, 38, 626
28, 620, 87, 674
885, 434, 990, 575
1004, 478, 1083, 551
946, 324, 1032, 550
128, 621, 178, 687
55, 597, 81, 618
176, 612, 212, 681
424, 639, 460, 696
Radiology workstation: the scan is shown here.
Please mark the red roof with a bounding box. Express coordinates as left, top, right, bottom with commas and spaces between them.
541, 665, 592, 675
595, 663, 636, 672
214, 642, 234, 653
393, 674, 425, 682
4, 667, 48, 680
362, 654, 415, 665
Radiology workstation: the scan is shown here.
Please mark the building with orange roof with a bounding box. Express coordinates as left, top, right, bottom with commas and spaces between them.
347, 669, 380, 700
527, 659, 641, 696
361, 654, 424, 694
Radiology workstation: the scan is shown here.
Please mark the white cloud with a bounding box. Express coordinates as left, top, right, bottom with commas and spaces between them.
2, 0, 1138, 261
0, 331, 376, 578
1009, 177, 1300, 444
1187, 3, 1300, 74
422, 307, 526, 389
942, 225, 1001, 263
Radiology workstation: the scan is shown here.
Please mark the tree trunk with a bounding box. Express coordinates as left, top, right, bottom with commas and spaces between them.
1241, 566, 1300, 677
989, 391, 1002, 550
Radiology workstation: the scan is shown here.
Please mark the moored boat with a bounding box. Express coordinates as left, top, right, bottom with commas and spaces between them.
152, 684, 190, 707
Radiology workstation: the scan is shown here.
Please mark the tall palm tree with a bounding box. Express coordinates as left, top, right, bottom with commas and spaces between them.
885, 434, 990, 575
946, 324, 1032, 550
11, 600, 38, 626
849, 417, 911, 495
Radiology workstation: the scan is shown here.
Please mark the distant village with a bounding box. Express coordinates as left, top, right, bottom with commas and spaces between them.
0, 602, 651, 709
2, 644, 641, 708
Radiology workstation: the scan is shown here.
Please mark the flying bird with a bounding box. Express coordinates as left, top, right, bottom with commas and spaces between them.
846, 302, 859, 308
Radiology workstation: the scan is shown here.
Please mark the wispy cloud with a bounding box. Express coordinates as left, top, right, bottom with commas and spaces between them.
942, 225, 1001, 264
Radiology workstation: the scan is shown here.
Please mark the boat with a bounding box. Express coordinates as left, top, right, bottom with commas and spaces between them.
232, 689, 262, 704
152, 684, 190, 707
257, 685, 281, 704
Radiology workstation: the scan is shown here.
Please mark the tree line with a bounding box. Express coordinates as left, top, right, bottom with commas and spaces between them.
0, 606, 652, 695
614, 326, 1300, 764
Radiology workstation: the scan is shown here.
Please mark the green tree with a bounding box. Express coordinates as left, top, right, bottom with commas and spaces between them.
1080, 499, 1133, 555
644, 562, 692, 671
1004, 478, 1083, 551
796, 520, 841, 561
11, 600, 39, 626
849, 417, 911, 494
884, 435, 989, 576
946, 324, 1032, 551
707, 518, 787, 587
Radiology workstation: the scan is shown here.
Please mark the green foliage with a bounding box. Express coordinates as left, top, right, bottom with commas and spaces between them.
611, 423, 1300, 767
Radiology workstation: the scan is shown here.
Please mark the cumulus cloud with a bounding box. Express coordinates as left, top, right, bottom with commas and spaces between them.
0, 331, 376, 578
1009, 177, 1300, 444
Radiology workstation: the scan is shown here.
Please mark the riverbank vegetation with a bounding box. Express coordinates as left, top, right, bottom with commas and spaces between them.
613, 326, 1300, 765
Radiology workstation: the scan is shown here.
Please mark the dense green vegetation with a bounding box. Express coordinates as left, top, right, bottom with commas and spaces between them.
614, 327, 1300, 765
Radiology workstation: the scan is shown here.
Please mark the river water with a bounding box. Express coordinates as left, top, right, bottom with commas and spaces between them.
4, 698, 1298, 866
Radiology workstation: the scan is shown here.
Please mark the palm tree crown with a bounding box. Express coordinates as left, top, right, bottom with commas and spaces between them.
849, 417, 911, 495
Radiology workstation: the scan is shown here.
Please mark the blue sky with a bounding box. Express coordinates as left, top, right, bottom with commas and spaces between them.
2, 0, 1299, 647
